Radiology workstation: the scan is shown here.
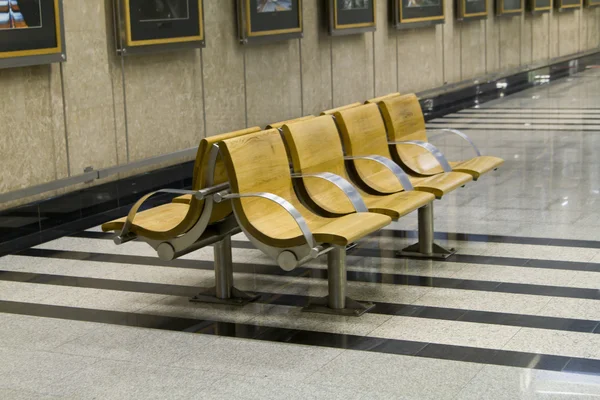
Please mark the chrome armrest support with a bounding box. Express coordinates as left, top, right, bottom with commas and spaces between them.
344, 155, 414, 191
428, 128, 481, 157
291, 172, 368, 213
214, 191, 315, 248
389, 140, 452, 173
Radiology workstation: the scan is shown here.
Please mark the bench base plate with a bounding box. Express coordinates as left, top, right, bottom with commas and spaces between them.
190, 287, 260, 306
397, 243, 456, 260
302, 296, 375, 317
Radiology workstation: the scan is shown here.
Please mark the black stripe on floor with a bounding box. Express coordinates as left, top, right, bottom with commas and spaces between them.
441, 115, 600, 120
430, 120, 600, 126
1, 268, 598, 334
71, 229, 600, 250
0, 300, 597, 374
424, 126, 600, 132
11, 248, 600, 300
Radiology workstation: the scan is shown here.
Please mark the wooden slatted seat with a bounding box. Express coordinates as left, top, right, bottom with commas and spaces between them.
219, 129, 391, 248
102, 127, 261, 239
334, 104, 472, 199
218, 129, 392, 315
365, 92, 401, 104
379, 94, 504, 180
321, 102, 362, 116
281, 116, 435, 220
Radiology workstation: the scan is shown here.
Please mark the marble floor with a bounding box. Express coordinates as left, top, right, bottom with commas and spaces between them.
1, 69, 600, 399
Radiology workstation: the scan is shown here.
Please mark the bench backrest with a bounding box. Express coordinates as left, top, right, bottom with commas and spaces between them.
282, 116, 356, 215
379, 94, 441, 175
321, 102, 362, 116
266, 115, 315, 130
334, 104, 404, 193
365, 92, 401, 104
184, 127, 262, 231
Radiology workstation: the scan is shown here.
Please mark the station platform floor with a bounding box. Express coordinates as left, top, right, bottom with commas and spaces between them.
1, 68, 600, 399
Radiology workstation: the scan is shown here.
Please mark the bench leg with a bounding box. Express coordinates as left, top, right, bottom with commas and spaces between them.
398, 202, 456, 259
302, 245, 374, 317
190, 236, 260, 306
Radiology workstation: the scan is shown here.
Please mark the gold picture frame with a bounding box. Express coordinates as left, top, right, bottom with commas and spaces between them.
331, 0, 377, 33
396, 0, 445, 26
496, 0, 524, 15
245, 0, 302, 38
457, 0, 489, 19
555, 0, 582, 8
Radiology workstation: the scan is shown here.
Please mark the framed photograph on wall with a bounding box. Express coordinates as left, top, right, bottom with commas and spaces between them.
528, 0, 552, 12
496, 0, 523, 15
393, 0, 445, 28
114, 0, 205, 55
555, 0, 581, 9
456, 0, 488, 19
238, 0, 303, 44
0, 0, 66, 69
328, 0, 376, 36
585, 0, 600, 6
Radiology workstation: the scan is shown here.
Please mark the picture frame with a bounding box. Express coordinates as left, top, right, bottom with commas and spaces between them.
238, 0, 303, 45
495, 0, 523, 15
528, 0, 552, 12
393, 0, 445, 29
328, 0, 376, 36
585, 0, 600, 6
456, 0, 488, 20
0, 0, 66, 69
555, 0, 581, 9
113, 0, 205, 55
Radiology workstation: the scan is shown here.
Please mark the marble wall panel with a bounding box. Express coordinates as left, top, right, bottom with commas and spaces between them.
203, 0, 247, 136
485, 0, 501, 72
332, 33, 374, 107
245, 40, 302, 127
521, 15, 533, 65
548, 9, 561, 58
443, 0, 461, 83
531, 13, 550, 62
397, 27, 443, 93
460, 19, 487, 80
558, 10, 581, 56
498, 16, 522, 69
374, 0, 398, 97
301, 0, 333, 115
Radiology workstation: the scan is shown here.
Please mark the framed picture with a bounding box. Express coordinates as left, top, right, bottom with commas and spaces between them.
114, 0, 205, 55
393, 0, 445, 28
496, 0, 523, 15
528, 0, 552, 12
585, 0, 600, 6
238, 0, 303, 44
0, 0, 66, 69
456, 0, 488, 19
555, 0, 581, 8
328, 0, 376, 36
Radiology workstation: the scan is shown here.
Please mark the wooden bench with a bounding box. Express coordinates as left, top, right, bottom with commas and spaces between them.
365, 92, 401, 104
101, 127, 262, 305
281, 115, 435, 221
216, 129, 392, 315
266, 115, 315, 130
320, 103, 362, 116
333, 104, 473, 259
379, 94, 505, 180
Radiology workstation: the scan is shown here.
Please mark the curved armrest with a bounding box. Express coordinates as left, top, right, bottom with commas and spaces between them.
389, 140, 452, 173
214, 191, 315, 248
291, 172, 368, 213
345, 155, 414, 191
428, 128, 481, 157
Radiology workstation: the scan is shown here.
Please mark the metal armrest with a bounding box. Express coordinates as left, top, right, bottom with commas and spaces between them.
428, 128, 481, 157
116, 183, 230, 244
214, 191, 315, 248
291, 172, 368, 213
344, 155, 414, 191
389, 140, 452, 173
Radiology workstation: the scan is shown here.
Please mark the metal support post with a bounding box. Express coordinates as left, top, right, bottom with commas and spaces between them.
399, 202, 456, 259
190, 236, 260, 306
303, 245, 374, 316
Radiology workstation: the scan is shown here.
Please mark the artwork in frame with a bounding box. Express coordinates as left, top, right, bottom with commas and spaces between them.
496, 0, 523, 15
394, 0, 445, 28
114, 0, 205, 55
0, 0, 66, 69
585, 0, 600, 7
456, 0, 488, 19
555, 0, 581, 9
527, 0, 552, 12
238, 0, 302, 44
329, 0, 376, 36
